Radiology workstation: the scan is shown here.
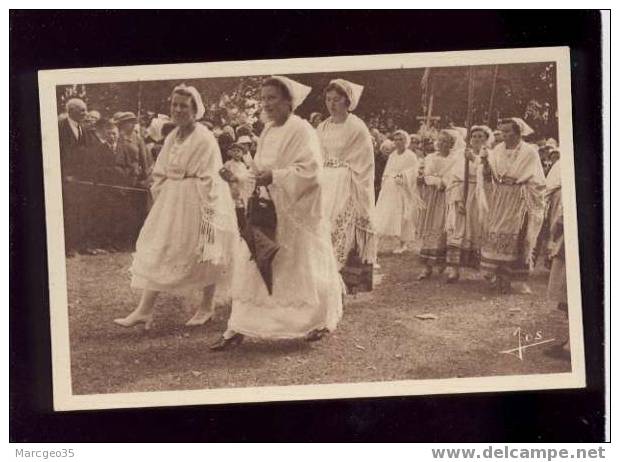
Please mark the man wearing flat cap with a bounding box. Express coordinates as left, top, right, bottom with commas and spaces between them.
80, 117, 125, 251
115, 111, 153, 187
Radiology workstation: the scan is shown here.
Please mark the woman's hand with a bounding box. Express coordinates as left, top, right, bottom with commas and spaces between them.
219, 166, 237, 183
456, 200, 466, 215
255, 169, 273, 186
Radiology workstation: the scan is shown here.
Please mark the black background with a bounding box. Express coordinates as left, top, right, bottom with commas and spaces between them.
9, 10, 606, 442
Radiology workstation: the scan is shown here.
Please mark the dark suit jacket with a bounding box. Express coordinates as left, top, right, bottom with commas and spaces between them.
58, 117, 88, 177
82, 136, 127, 185
116, 132, 153, 185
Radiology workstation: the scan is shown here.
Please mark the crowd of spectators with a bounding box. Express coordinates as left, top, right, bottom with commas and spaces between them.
58, 92, 559, 255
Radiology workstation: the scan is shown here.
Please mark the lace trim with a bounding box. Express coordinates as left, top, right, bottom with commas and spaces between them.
331, 201, 356, 264
228, 321, 339, 340
483, 231, 520, 256
330, 198, 377, 265
198, 206, 216, 263
197, 205, 239, 265
324, 158, 348, 169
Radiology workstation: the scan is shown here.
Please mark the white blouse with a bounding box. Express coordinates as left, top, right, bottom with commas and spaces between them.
256, 124, 286, 170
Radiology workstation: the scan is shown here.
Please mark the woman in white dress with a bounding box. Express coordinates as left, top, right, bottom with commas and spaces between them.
316, 79, 377, 270
114, 85, 238, 330
444, 125, 494, 282
375, 130, 421, 254
210, 76, 344, 350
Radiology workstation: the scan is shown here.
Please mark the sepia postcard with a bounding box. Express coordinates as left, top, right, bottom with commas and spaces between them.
37, 46, 585, 411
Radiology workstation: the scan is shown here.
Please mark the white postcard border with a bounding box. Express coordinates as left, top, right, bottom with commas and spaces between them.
38, 46, 586, 411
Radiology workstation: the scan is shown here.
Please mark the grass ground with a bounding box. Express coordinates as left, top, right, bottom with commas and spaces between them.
66, 237, 570, 395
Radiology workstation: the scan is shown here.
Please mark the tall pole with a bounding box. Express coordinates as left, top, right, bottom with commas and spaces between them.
421, 68, 434, 140
136, 79, 142, 128
427, 81, 435, 127
486, 65, 499, 126
463, 66, 475, 205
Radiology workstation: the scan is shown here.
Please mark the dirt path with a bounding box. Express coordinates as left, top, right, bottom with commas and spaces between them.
66, 240, 570, 395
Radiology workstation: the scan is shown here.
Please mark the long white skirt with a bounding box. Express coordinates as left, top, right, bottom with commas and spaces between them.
130, 178, 232, 297
322, 166, 355, 268
322, 166, 351, 223
375, 178, 416, 241
321, 165, 377, 268
228, 202, 344, 339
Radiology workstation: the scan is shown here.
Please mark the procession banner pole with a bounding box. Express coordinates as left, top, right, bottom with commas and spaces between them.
427, 85, 435, 131
463, 66, 475, 206
421, 67, 434, 139
486, 65, 499, 126
136, 79, 142, 126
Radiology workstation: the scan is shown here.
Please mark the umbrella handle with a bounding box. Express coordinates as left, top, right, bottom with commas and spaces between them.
253, 184, 273, 198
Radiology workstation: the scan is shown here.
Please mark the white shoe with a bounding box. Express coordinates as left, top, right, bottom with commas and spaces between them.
113, 313, 154, 330
514, 283, 533, 295
417, 267, 432, 280
392, 246, 406, 254
185, 310, 214, 326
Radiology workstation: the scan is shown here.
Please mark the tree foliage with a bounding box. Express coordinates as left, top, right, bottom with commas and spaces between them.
56, 61, 558, 139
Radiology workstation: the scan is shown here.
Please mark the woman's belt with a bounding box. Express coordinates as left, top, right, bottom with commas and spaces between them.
165, 165, 199, 180
495, 176, 518, 185
324, 158, 348, 168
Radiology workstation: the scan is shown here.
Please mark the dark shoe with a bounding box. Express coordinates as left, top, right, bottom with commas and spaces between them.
209, 333, 244, 351
305, 328, 329, 342
484, 272, 498, 287
499, 278, 512, 294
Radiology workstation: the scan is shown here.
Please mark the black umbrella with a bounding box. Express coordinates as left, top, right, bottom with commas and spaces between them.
243, 187, 279, 295
220, 167, 279, 294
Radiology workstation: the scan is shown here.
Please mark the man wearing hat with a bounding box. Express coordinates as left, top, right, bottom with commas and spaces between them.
115, 111, 153, 187
109, 111, 154, 251
79, 117, 125, 251
82, 117, 123, 184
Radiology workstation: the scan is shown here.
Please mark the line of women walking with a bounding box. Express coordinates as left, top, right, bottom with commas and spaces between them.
374, 117, 547, 295
112, 77, 379, 350
112, 76, 549, 351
